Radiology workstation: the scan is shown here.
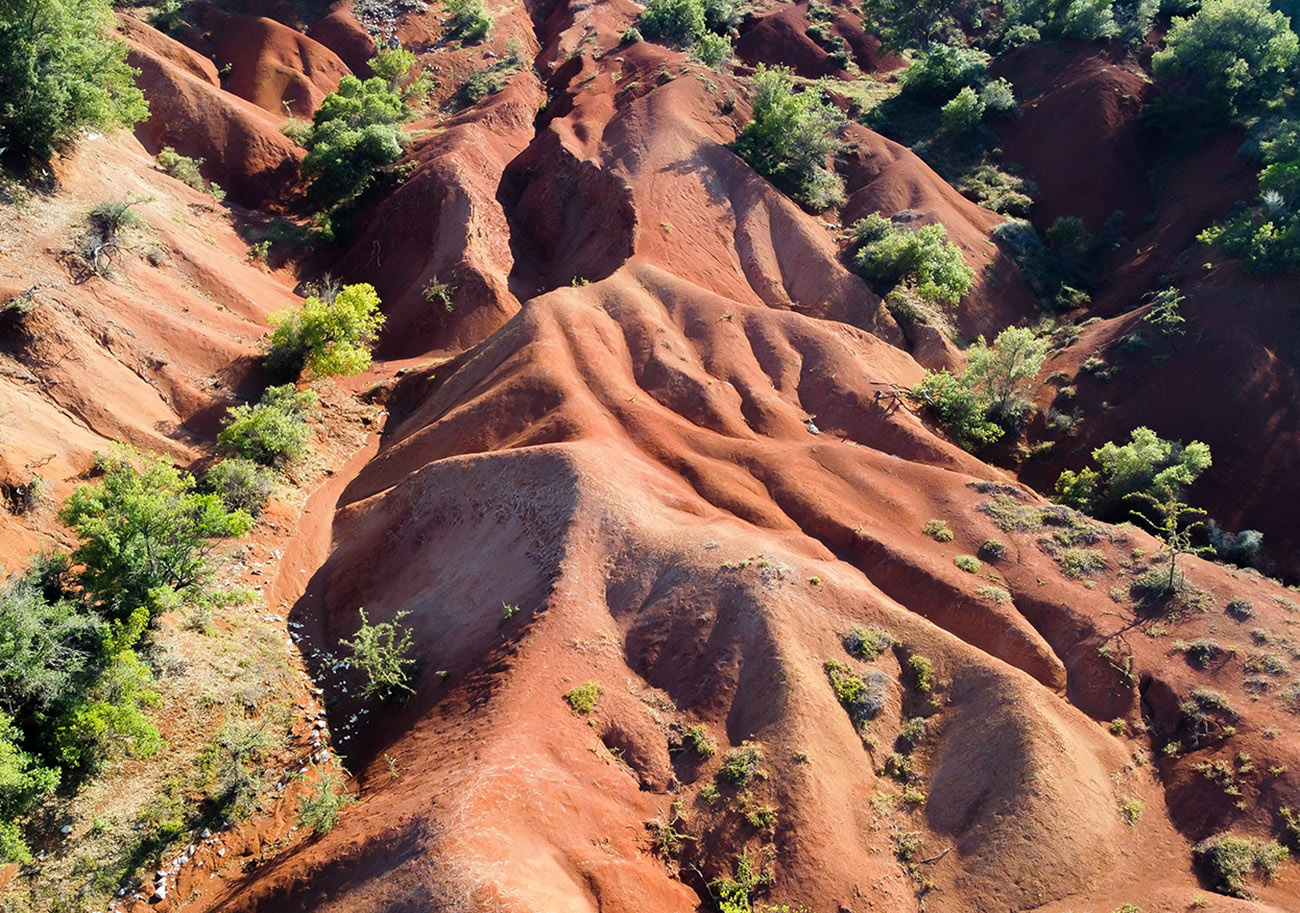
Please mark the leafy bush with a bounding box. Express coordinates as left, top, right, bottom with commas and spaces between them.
922, 519, 955, 542
979, 78, 1018, 117
899, 44, 989, 102
638, 0, 707, 46
155, 147, 224, 200
341, 608, 418, 701
851, 213, 974, 305
267, 282, 386, 379
939, 86, 985, 135
560, 681, 601, 715
734, 65, 847, 211
954, 554, 980, 573
1192, 833, 1288, 898
53, 648, 162, 769
444, 0, 492, 42
693, 32, 733, 69
718, 741, 762, 784
217, 385, 317, 467
0, 0, 148, 164
1151, 0, 1298, 125
295, 49, 426, 217
907, 654, 934, 693
298, 768, 353, 835
0, 711, 58, 863
202, 458, 278, 516
682, 724, 717, 757
59, 446, 252, 622
994, 215, 1121, 310
843, 624, 894, 660
914, 327, 1048, 450
824, 658, 890, 728
1053, 427, 1211, 521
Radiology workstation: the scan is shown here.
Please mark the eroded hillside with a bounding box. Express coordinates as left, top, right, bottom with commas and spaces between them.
2, 1, 1300, 912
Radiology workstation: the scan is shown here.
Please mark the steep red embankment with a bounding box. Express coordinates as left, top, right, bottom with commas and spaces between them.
4, 4, 1300, 913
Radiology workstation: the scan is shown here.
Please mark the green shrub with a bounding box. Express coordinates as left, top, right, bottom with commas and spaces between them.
458, 54, 524, 106
692, 32, 733, 69
682, 724, 717, 758
0, 0, 149, 164
824, 658, 890, 728
564, 680, 602, 714
979, 78, 1017, 117
638, 0, 707, 46
979, 539, 1006, 560
953, 554, 980, 573
899, 44, 989, 102
59, 446, 252, 622
267, 282, 386, 379
621, 26, 643, 43
295, 49, 426, 212
907, 654, 934, 693
297, 768, 353, 835
718, 741, 762, 784
914, 327, 1047, 450
217, 385, 317, 467
155, 146, 224, 200
851, 213, 974, 305
201, 458, 278, 516
956, 165, 1034, 216
53, 648, 162, 770
939, 86, 985, 135
444, 0, 492, 42
1053, 426, 1211, 522
0, 711, 58, 863
922, 519, 955, 542
1192, 833, 1288, 898
1152, 0, 1298, 125
843, 624, 894, 660
734, 65, 847, 211
341, 608, 418, 701
977, 585, 1012, 603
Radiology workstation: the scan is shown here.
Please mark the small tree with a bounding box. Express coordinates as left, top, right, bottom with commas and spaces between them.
962, 326, 1048, 424
0, 0, 149, 164
341, 608, 418, 701
267, 283, 386, 379
217, 384, 318, 467
734, 65, 847, 211
297, 766, 353, 835
1151, 0, 1298, 124
1143, 286, 1186, 337
1128, 483, 1213, 597
852, 213, 975, 305
58, 446, 252, 622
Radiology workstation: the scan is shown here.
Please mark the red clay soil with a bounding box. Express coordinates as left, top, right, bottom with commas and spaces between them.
5, 6, 1300, 913
734, 2, 903, 79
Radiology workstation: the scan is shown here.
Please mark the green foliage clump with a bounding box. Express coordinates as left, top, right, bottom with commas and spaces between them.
734, 65, 847, 211
1052, 426, 1211, 520
639, 0, 707, 46
851, 213, 974, 305
824, 658, 890, 728
922, 519, 955, 542
267, 282, 386, 379
294, 49, 427, 223
341, 608, 418, 701
0, 711, 58, 863
718, 741, 762, 784
155, 147, 224, 201
297, 768, 353, 835
59, 446, 252, 622
907, 654, 934, 693
1152, 0, 1298, 126
0, 0, 149, 164
201, 458, 278, 517
939, 86, 985, 135
994, 214, 1123, 311
217, 385, 317, 468
682, 723, 717, 758
444, 0, 492, 43
564, 680, 602, 714
843, 624, 894, 660
1192, 833, 1288, 898
913, 327, 1049, 450
692, 32, 733, 69
899, 43, 989, 102
953, 554, 980, 573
